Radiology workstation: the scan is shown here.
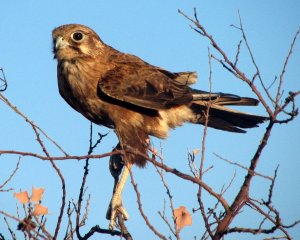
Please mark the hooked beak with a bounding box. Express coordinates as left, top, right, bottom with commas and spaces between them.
52, 36, 68, 59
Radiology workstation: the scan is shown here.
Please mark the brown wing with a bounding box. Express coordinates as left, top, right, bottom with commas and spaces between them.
98, 62, 194, 110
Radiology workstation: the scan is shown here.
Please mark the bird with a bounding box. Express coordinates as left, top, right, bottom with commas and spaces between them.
52, 24, 266, 229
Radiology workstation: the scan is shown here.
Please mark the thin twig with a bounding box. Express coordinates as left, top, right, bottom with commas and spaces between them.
1, 146, 230, 211
178, 9, 274, 117
153, 156, 179, 238
76, 123, 107, 239
0, 68, 8, 92
234, 40, 242, 67
0, 211, 47, 239
33, 216, 52, 239
0, 92, 68, 156
265, 166, 279, 205
129, 168, 167, 240
79, 225, 123, 240
116, 211, 133, 240
0, 91, 67, 239
197, 46, 214, 239
276, 27, 300, 114
0, 149, 121, 161
146, 149, 229, 210
158, 210, 175, 237
0, 157, 20, 191
247, 200, 292, 239
213, 153, 273, 181
4, 217, 17, 240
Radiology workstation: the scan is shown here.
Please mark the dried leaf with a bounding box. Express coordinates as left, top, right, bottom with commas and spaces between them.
174, 206, 192, 231
32, 204, 48, 216
192, 149, 200, 155
14, 191, 30, 204
152, 148, 158, 155
31, 187, 45, 202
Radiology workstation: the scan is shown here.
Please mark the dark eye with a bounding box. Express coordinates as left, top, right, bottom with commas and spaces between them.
72, 32, 84, 42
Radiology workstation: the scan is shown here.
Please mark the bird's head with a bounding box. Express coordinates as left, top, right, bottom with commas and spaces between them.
52, 24, 104, 61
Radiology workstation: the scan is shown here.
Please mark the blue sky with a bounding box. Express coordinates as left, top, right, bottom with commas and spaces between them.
0, 1, 299, 239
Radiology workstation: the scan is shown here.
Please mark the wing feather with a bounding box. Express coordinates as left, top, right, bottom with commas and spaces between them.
98, 63, 193, 110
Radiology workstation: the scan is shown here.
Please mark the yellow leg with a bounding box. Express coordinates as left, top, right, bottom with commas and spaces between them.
108, 163, 132, 230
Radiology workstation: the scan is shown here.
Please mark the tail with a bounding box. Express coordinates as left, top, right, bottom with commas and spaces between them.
191, 91, 267, 133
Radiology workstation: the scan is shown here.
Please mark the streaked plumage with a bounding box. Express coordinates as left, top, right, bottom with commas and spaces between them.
52, 24, 266, 167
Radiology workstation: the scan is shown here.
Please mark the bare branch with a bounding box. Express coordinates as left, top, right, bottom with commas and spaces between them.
0, 68, 7, 92
33, 216, 52, 239
75, 123, 114, 239
154, 156, 179, 238
116, 211, 133, 240
178, 9, 274, 117
276, 27, 300, 113
148, 149, 229, 210
214, 153, 273, 181
77, 225, 123, 240
0, 211, 48, 239
0, 149, 122, 161
0, 84, 67, 239
197, 47, 214, 239
0, 92, 68, 156
234, 40, 242, 67
275, 91, 300, 124
0, 157, 20, 191
247, 200, 292, 239
4, 217, 17, 240
265, 166, 279, 206
129, 168, 167, 240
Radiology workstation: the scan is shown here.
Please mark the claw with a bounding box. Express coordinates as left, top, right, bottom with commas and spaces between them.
107, 193, 129, 230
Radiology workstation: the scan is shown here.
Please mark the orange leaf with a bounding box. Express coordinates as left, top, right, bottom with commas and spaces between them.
174, 206, 192, 231
31, 187, 45, 202
32, 204, 48, 216
14, 191, 30, 204
192, 149, 200, 155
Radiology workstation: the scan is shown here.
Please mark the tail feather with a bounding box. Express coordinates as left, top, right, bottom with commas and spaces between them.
191, 93, 267, 133
201, 116, 247, 133
192, 90, 259, 106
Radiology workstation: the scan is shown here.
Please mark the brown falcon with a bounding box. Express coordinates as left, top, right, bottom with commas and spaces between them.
52, 24, 266, 229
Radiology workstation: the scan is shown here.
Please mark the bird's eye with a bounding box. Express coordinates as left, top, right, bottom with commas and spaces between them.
71, 32, 84, 42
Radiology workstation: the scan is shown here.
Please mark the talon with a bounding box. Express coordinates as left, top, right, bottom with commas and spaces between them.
107, 194, 129, 229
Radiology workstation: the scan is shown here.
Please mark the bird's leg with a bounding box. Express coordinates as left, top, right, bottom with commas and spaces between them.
107, 144, 124, 195
106, 145, 132, 230
107, 163, 132, 230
